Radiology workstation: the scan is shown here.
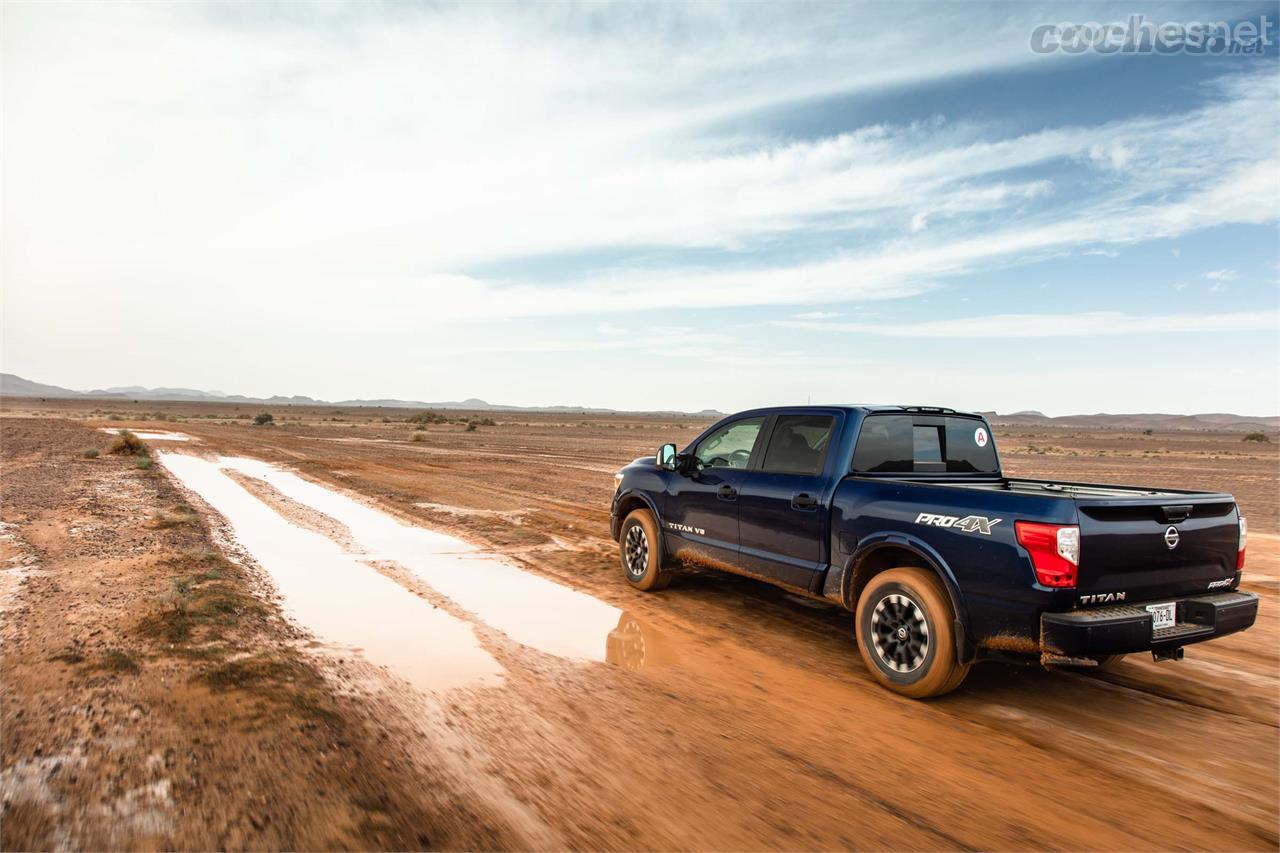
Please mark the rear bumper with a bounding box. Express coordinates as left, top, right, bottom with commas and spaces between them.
1041, 591, 1258, 657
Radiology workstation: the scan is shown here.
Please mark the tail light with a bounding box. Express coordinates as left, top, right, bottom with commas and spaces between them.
1016, 521, 1080, 588
1238, 516, 1247, 570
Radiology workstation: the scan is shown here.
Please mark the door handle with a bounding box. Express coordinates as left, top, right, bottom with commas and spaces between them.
792, 492, 818, 510
717, 484, 738, 500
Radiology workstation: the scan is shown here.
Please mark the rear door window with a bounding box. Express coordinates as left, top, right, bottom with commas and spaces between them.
760, 415, 835, 475
852, 415, 998, 474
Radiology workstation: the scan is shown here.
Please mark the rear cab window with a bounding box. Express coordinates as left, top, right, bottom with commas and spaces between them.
852, 414, 999, 475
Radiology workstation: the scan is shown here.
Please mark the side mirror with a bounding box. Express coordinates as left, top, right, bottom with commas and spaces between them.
657, 443, 677, 471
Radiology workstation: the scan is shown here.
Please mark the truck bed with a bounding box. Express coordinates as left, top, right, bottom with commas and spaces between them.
892, 476, 1227, 501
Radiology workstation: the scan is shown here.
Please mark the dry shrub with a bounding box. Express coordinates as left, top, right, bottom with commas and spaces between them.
108, 430, 144, 454
97, 648, 139, 673
150, 504, 196, 528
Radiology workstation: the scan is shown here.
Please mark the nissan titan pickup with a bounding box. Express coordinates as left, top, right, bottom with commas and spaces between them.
609, 406, 1257, 698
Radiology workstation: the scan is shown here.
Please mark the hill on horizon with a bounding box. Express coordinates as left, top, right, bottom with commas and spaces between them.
1, 372, 1276, 430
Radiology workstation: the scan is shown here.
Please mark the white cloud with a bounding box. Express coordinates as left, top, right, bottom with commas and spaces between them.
1204, 269, 1240, 292
775, 310, 1280, 338
791, 311, 843, 320
7, 7, 1276, 293
910, 212, 929, 233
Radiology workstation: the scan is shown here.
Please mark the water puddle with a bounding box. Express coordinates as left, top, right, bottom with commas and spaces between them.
414, 502, 530, 524
157, 454, 504, 692
99, 429, 192, 442
0, 522, 37, 626
218, 456, 625, 662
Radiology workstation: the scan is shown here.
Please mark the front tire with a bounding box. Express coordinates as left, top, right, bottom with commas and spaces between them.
855, 567, 969, 699
619, 509, 673, 591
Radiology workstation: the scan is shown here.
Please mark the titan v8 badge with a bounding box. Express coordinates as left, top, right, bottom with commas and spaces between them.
915, 513, 1001, 535
667, 522, 705, 536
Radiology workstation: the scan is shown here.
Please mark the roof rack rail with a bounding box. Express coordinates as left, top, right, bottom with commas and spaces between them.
902, 405, 956, 414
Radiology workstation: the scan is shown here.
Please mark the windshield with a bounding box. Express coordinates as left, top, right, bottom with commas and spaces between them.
851, 414, 999, 475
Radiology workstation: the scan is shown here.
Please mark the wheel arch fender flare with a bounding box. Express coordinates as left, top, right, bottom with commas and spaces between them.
614, 490, 666, 557
844, 532, 974, 663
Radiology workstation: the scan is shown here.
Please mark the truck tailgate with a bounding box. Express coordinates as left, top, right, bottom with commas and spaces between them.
1074, 495, 1240, 599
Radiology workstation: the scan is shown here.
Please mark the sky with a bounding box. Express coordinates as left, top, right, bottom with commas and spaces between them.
3, 1, 1278, 415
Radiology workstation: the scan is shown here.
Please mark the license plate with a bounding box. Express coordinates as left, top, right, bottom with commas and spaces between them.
1146, 602, 1177, 632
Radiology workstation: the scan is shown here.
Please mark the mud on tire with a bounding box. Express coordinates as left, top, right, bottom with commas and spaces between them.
854, 567, 969, 699
619, 509, 674, 591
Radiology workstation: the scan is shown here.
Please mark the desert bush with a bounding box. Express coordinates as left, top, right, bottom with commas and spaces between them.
254, 412, 274, 426
48, 647, 85, 665
109, 430, 144, 454
411, 432, 427, 442
150, 504, 195, 527
465, 421, 478, 432
1243, 432, 1271, 443
134, 453, 153, 470
98, 648, 139, 673
82, 448, 99, 459
1142, 429, 1153, 436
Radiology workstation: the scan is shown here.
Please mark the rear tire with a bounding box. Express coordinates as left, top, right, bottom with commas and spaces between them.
855, 567, 970, 699
619, 509, 673, 591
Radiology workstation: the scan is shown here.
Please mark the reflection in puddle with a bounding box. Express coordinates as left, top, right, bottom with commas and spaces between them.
99, 428, 192, 441
158, 454, 504, 692
219, 456, 626, 662
605, 613, 677, 671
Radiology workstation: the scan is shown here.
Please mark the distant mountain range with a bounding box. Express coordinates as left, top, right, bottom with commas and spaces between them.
2, 373, 1275, 430
0, 373, 722, 417
983, 411, 1280, 432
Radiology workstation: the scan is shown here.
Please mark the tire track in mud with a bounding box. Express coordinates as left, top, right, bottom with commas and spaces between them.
766, 745, 977, 852
158, 454, 567, 849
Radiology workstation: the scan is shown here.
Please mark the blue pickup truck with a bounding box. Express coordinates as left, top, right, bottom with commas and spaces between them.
610, 406, 1256, 697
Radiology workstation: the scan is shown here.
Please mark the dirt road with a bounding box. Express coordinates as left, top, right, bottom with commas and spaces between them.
3, 405, 1277, 850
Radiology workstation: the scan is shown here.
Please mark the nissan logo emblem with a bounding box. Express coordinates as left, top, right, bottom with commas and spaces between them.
1164, 526, 1180, 549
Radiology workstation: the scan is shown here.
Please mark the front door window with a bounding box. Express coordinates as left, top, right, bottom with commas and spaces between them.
694, 417, 765, 470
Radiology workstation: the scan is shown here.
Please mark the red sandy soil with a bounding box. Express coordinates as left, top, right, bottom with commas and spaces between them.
2, 400, 1277, 850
